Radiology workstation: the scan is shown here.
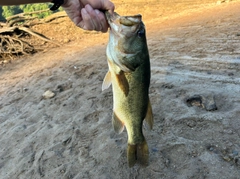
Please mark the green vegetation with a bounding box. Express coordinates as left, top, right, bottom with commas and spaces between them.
0, 6, 5, 21
1, 3, 62, 20
2, 6, 23, 18
19, 4, 53, 18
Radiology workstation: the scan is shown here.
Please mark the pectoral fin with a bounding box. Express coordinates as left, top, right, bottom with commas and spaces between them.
112, 112, 124, 134
116, 71, 129, 96
144, 98, 153, 130
102, 71, 112, 91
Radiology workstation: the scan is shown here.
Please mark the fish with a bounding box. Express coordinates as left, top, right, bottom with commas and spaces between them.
102, 11, 153, 167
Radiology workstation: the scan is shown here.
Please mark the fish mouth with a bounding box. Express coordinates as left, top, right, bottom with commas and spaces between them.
105, 11, 142, 36
105, 12, 144, 72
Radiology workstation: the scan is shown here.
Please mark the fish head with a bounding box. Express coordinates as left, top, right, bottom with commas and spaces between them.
106, 12, 148, 72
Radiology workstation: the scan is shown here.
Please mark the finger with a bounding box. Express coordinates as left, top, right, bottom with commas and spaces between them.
85, 4, 101, 31
94, 9, 104, 31
80, 8, 93, 30
95, 10, 109, 32
80, 6, 96, 30
80, 9, 104, 31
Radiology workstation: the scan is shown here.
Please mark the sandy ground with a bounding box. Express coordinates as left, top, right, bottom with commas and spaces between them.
1, 0, 240, 178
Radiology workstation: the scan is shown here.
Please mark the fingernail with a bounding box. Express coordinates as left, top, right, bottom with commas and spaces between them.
85, 4, 93, 12
108, 10, 114, 15
82, 8, 87, 14
95, 9, 100, 15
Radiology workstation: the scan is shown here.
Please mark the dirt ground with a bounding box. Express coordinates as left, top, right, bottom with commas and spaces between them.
1, 0, 240, 178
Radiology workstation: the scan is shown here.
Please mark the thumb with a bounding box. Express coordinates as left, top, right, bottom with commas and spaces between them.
100, 0, 115, 12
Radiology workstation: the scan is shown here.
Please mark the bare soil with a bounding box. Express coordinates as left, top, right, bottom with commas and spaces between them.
1, 0, 240, 178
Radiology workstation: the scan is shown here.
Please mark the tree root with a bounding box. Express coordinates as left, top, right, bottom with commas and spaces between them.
0, 10, 66, 62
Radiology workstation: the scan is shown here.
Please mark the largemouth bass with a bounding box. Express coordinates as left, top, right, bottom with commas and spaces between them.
102, 11, 153, 167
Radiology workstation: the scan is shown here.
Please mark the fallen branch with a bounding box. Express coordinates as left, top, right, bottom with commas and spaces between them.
6, 9, 51, 22
25, 11, 67, 26
0, 26, 60, 46
8, 16, 37, 27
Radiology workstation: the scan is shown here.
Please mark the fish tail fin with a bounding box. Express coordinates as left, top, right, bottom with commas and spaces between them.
127, 139, 149, 167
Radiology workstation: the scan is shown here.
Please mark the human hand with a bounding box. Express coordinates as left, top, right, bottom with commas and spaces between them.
62, 0, 115, 32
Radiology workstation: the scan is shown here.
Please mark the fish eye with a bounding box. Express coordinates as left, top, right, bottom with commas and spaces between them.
137, 29, 145, 38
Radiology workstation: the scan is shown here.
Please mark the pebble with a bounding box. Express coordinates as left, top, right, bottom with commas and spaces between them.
60, 169, 65, 173
223, 155, 231, 162
151, 148, 158, 152
63, 38, 70, 43
42, 90, 55, 99
232, 151, 238, 156
3, 60, 9, 64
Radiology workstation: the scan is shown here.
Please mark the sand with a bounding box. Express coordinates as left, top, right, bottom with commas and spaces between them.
0, 0, 240, 178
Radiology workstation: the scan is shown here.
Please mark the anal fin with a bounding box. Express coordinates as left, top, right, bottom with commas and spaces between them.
112, 112, 124, 134
144, 98, 153, 130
